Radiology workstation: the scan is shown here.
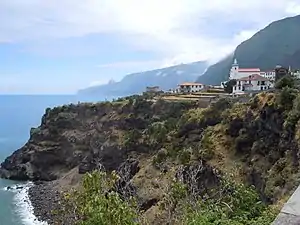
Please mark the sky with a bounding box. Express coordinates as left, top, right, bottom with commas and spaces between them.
1, 0, 300, 94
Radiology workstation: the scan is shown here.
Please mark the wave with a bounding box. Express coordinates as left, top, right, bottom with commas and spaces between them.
4, 183, 48, 225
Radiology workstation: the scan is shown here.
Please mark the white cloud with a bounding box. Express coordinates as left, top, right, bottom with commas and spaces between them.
96, 60, 161, 69
1, 0, 300, 65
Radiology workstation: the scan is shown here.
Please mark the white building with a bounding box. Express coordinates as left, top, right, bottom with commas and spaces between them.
167, 87, 180, 93
229, 59, 276, 81
292, 70, 300, 79
232, 74, 273, 94
179, 82, 205, 93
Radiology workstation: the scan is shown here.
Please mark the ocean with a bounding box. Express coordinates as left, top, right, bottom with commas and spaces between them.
0, 95, 92, 225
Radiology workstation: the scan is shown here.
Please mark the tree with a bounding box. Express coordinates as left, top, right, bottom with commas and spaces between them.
275, 75, 295, 89
223, 79, 237, 93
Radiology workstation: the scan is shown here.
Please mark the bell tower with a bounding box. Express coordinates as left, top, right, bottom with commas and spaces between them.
229, 58, 239, 79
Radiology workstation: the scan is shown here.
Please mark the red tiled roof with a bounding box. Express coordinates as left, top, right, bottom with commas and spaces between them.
237, 74, 269, 81
179, 82, 204, 86
238, 68, 260, 72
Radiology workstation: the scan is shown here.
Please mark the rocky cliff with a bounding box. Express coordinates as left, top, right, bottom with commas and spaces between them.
2, 90, 300, 224
0, 97, 198, 181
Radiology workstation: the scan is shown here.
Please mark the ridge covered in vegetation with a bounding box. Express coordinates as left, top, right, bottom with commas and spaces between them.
1, 77, 300, 224
197, 15, 300, 85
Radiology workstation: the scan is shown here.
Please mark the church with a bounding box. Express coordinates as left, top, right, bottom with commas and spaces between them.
229, 59, 276, 81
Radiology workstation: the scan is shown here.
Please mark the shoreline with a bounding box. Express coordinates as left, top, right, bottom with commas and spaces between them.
28, 182, 62, 225
1, 181, 48, 225
28, 181, 76, 225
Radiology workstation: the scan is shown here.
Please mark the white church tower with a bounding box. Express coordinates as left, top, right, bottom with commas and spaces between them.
229, 58, 239, 80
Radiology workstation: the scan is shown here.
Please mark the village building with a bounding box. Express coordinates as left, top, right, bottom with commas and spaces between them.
145, 86, 160, 93
179, 82, 205, 93
292, 70, 300, 79
167, 87, 180, 94
232, 74, 273, 94
229, 59, 276, 81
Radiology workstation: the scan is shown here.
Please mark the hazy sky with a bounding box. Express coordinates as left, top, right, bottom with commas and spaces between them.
1, 0, 300, 94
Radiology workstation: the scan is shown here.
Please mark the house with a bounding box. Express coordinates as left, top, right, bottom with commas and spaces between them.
146, 86, 160, 93
292, 70, 300, 79
232, 74, 273, 94
167, 88, 180, 93
228, 59, 276, 81
179, 82, 205, 93
275, 65, 289, 81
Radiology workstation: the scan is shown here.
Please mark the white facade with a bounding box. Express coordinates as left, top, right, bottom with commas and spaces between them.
260, 71, 276, 81
292, 71, 300, 79
168, 87, 180, 93
179, 82, 205, 93
228, 59, 276, 81
232, 74, 273, 94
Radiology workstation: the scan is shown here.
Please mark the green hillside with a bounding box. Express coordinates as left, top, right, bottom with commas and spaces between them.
197, 15, 300, 85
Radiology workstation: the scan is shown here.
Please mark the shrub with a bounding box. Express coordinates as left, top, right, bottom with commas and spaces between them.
63, 171, 140, 225
178, 179, 277, 225
276, 87, 298, 110
223, 79, 237, 93
275, 75, 295, 89
153, 148, 168, 165
177, 148, 191, 165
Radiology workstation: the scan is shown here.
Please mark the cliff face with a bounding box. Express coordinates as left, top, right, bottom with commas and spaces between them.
0, 97, 198, 181
2, 90, 300, 223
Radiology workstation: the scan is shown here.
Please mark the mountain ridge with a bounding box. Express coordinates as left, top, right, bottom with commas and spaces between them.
78, 61, 208, 97
197, 15, 300, 85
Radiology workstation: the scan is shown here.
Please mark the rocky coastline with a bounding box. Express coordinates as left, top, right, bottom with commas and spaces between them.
28, 182, 66, 225
2, 92, 300, 224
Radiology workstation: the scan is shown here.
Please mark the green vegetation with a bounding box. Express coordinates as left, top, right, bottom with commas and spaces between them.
63, 88, 300, 224
67, 171, 277, 225
168, 179, 277, 225
223, 79, 237, 93
63, 171, 140, 225
275, 75, 295, 89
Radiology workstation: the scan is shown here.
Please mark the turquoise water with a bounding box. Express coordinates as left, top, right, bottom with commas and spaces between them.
0, 138, 29, 225
0, 95, 86, 225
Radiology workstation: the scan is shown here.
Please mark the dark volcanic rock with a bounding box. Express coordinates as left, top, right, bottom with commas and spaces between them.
176, 161, 221, 197
28, 182, 68, 225
0, 100, 197, 181
115, 159, 140, 200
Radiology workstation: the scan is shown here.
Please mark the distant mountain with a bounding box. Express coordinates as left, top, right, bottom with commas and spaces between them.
197, 15, 300, 85
78, 61, 207, 98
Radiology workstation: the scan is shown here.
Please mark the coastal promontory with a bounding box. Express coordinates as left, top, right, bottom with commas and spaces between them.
1, 90, 300, 224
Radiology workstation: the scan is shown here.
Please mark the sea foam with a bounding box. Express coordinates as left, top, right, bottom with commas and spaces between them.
5, 183, 48, 225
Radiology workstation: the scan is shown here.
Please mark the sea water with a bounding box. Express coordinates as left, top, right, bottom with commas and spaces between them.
0, 138, 48, 225
0, 95, 87, 225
